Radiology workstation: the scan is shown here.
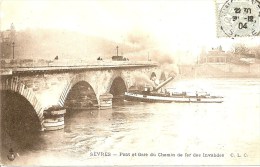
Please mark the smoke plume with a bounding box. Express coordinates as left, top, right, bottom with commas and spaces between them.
132, 72, 155, 87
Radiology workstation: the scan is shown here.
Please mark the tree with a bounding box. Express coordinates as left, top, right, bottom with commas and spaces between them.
251, 45, 260, 59
232, 43, 250, 55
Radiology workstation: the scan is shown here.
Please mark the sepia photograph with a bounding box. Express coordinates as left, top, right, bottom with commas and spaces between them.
0, 0, 260, 166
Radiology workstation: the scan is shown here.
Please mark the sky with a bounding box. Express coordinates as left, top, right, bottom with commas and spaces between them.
0, 0, 259, 62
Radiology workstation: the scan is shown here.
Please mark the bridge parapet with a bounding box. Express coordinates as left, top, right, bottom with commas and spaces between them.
0, 59, 159, 69
0, 59, 159, 76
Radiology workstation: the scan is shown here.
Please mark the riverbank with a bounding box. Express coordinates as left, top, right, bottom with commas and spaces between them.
178, 63, 260, 78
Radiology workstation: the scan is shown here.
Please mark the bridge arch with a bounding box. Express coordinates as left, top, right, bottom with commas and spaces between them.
160, 72, 166, 81
108, 75, 127, 103
58, 75, 98, 110
0, 78, 43, 130
64, 81, 98, 110
150, 72, 157, 81
1, 90, 42, 136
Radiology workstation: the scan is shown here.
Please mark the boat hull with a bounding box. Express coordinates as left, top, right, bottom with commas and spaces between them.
125, 93, 172, 103
124, 92, 223, 103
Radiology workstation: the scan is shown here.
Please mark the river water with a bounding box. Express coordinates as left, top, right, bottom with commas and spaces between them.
1, 78, 260, 165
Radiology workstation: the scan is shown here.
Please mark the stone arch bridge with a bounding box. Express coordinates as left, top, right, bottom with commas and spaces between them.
0, 61, 168, 131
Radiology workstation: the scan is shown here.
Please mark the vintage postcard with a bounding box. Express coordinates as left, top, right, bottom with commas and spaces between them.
0, 0, 260, 166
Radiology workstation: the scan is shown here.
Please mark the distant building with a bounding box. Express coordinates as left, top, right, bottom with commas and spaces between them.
0, 23, 16, 59
199, 46, 257, 65
199, 46, 230, 64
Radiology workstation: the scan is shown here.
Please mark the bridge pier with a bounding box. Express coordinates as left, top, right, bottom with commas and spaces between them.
99, 93, 113, 109
43, 106, 66, 131
42, 94, 114, 131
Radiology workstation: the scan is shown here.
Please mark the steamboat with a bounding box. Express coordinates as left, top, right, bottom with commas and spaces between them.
124, 76, 223, 103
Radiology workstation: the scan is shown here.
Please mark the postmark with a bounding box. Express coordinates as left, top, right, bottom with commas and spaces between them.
216, 0, 260, 37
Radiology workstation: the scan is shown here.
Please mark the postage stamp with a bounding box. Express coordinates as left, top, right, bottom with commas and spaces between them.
216, 0, 260, 37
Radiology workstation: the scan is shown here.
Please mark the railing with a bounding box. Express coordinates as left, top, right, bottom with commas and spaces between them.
0, 59, 158, 68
